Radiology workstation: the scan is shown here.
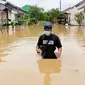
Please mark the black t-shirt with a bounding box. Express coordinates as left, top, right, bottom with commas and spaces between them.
37, 33, 62, 53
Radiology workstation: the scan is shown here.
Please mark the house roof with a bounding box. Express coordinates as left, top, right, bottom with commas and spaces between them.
22, 5, 30, 12
62, 0, 85, 12
5, 2, 29, 14
62, 7, 73, 12
0, 3, 6, 11
78, 5, 85, 10
74, 0, 85, 7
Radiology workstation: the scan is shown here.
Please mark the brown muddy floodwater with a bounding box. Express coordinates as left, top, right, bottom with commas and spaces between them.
0, 25, 85, 85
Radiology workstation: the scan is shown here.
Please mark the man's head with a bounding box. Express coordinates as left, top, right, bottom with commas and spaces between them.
44, 24, 52, 36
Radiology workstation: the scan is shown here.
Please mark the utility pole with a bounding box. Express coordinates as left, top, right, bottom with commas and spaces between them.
60, 0, 61, 12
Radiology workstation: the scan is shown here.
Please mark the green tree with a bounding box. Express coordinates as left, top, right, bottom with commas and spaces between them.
57, 12, 67, 24
46, 9, 67, 24
75, 12, 84, 26
21, 5, 68, 25
29, 5, 44, 21
40, 12, 49, 21
48, 9, 60, 23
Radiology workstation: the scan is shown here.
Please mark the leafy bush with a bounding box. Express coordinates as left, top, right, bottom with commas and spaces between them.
75, 12, 84, 26
28, 18, 37, 25
17, 20, 25, 25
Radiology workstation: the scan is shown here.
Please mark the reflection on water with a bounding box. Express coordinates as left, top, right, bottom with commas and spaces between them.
37, 59, 61, 85
44, 74, 51, 85
0, 58, 6, 62
37, 59, 61, 73
0, 25, 85, 85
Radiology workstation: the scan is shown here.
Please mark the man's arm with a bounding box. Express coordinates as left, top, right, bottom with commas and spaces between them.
56, 47, 62, 58
58, 47, 62, 55
36, 36, 42, 54
55, 37, 62, 58
36, 46, 42, 54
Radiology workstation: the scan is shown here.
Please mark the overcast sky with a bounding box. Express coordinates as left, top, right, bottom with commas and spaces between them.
7, 0, 82, 11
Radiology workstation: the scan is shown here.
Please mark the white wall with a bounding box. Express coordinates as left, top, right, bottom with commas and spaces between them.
0, 11, 6, 24
11, 10, 18, 21
65, 2, 85, 25
11, 13, 15, 21
66, 7, 78, 25
8, 9, 18, 21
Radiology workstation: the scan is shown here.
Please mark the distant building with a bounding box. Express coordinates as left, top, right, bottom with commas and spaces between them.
63, 0, 85, 26
0, 1, 28, 25
22, 5, 30, 12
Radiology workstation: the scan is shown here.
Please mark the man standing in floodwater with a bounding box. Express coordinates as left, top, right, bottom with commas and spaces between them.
36, 23, 62, 59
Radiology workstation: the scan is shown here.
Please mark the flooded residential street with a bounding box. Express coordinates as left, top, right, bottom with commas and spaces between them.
0, 25, 85, 85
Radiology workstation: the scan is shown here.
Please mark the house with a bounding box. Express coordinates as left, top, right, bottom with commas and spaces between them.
22, 5, 30, 12
0, 1, 28, 25
78, 4, 85, 26
63, 0, 85, 25
0, 3, 6, 25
